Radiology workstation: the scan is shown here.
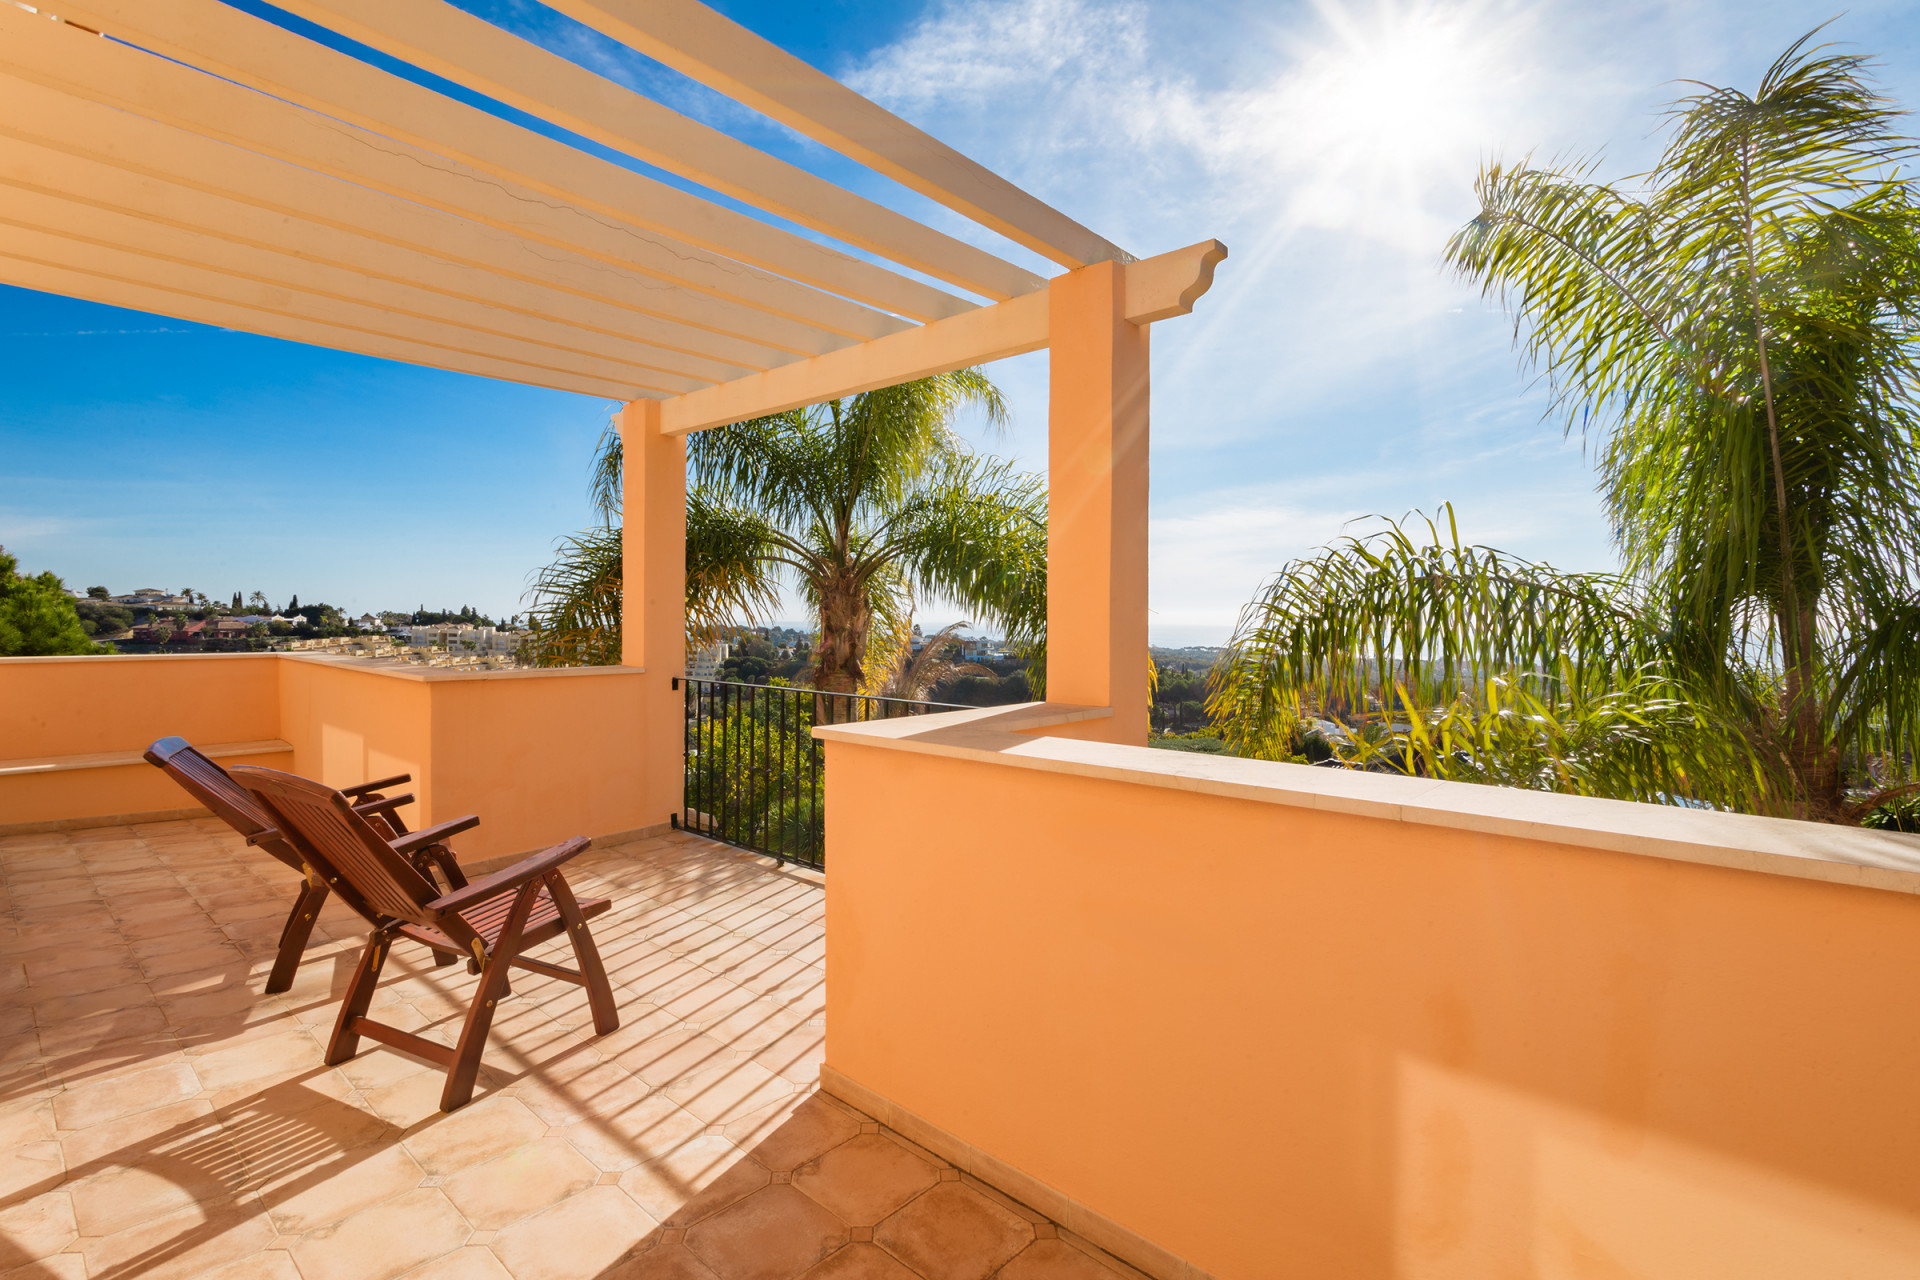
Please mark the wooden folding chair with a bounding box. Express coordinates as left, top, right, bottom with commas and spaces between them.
230, 765, 619, 1112
144, 737, 470, 993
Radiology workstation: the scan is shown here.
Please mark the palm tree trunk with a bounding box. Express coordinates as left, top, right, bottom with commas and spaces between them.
812, 579, 871, 703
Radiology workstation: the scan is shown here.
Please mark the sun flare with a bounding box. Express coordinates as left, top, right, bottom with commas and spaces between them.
1248, 1, 1525, 240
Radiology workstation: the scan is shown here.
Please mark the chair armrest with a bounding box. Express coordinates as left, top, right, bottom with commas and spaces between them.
351, 794, 415, 819
389, 814, 480, 855
424, 836, 592, 916
339, 773, 411, 799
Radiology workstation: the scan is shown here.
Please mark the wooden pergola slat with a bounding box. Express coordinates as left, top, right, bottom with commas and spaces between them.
270, 0, 1050, 303
547, 0, 1130, 271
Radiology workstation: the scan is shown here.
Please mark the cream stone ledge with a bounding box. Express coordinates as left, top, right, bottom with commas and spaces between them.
277, 654, 645, 683
0, 652, 645, 682
814, 701, 1920, 897
0, 737, 289, 777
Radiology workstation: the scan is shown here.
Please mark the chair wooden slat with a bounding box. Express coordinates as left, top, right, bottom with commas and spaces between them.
144, 736, 444, 993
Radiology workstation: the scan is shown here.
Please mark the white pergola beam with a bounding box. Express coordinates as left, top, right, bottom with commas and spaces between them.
0, 135, 766, 384
0, 220, 687, 396
0, 183, 726, 392
661, 293, 1048, 436
0, 8, 903, 348
55, 0, 977, 325
0, 73, 846, 368
662, 241, 1227, 435
271, 0, 1047, 302
0, 254, 641, 400
548, 0, 1130, 271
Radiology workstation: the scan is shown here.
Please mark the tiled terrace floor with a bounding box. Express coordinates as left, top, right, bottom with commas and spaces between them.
0, 818, 1140, 1280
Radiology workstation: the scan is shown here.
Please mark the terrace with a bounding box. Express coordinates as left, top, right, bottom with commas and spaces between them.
5, 2, 1920, 1278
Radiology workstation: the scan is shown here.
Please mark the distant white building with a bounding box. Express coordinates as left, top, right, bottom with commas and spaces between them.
353, 614, 381, 630
688, 642, 726, 682
404, 624, 520, 657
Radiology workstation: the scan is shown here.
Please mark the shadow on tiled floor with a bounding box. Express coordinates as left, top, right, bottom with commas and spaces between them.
0, 818, 1141, 1279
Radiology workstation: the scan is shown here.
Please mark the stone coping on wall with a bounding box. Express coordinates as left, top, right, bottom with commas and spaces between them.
1, 651, 646, 682
814, 701, 1920, 897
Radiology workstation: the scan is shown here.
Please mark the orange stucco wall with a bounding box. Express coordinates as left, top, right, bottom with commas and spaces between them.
1, 655, 656, 860
824, 741, 1920, 1279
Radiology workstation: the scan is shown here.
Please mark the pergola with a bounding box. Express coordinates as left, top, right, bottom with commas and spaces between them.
2, 0, 1224, 778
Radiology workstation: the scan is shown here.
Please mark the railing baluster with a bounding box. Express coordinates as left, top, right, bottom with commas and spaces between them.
678, 678, 965, 871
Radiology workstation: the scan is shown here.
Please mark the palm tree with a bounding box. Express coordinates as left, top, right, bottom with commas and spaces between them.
1214, 33, 1920, 822
525, 371, 1047, 695
688, 370, 1043, 693
870, 622, 991, 701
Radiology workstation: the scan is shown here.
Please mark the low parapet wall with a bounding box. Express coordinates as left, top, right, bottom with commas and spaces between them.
0, 653, 664, 861
817, 704, 1920, 1280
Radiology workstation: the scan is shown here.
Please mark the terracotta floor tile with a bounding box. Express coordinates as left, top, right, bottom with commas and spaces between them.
24, 962, 145, 1001
440, 1134, 600, 1230
684, 1184, 848, 1280
56, 1097, 213, 1173
730, 1095, 860, 1173
290, 1187, 471, 1280
793, 1135, 941, 1227
193, 1250, 308, 1280
69, 1146, 247, 1237
34, 1004, 172, 1058
51, 1059, 200, 1131
488, 1185, 658, 1280
190, 1030, 324, 1093
261, 1139, 425, 1234
72, 1195, 277, 1280
873, 1183, 1033, 1280
0, 1143, 61, 1205
141, 942, 253, 980
399, 1244, 516, 1280
510, 1059, 649, 1126
403, 1096, 548, 1177
560, 1093, 710, 1173
799, 1244, 919, 1280
359, 1063, 463, 1126
995, 1239, 1133, 1280
662, 1056, 795, 1125
614, 1027, 733, 1089
618, 1134, 765, 1227
0, 1188, 77, 1264
0, 1253, 89, 1280
600, 1243, 723, 1280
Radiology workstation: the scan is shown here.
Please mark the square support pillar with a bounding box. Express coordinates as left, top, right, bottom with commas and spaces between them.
619, 398, 687, 826
1046, 260, 1151, 744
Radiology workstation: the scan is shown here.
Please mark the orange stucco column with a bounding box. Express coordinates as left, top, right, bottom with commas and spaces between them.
620, 398, 687, 826
1046, 260, 1150, 743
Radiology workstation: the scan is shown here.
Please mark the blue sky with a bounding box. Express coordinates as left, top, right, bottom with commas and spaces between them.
3, 0, 1918, 641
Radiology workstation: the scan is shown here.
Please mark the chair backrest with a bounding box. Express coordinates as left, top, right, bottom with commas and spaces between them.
230, 766, 442, 928
145, 737, 303, 873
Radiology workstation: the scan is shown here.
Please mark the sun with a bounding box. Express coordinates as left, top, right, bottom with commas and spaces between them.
1302, 8, 1497, 168
1242, 1, 1526, 241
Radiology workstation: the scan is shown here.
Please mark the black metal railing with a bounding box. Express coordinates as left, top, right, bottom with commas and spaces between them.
676, 677, 968, 869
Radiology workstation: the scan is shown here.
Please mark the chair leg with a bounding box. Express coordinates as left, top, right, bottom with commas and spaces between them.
326, 931, 390, 1066
441, 882, 539, 1112
265, 879, 329, 995
546, 871, 618, 1035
